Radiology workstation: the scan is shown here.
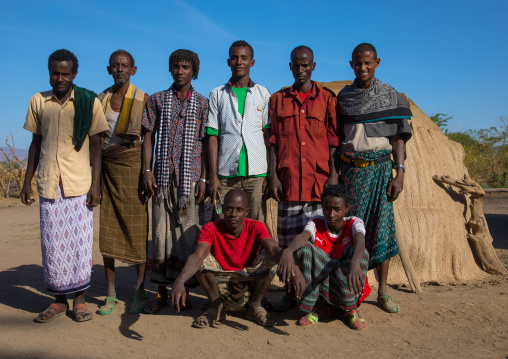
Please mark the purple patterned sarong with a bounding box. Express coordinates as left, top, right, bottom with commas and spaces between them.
40, 188, 93, 294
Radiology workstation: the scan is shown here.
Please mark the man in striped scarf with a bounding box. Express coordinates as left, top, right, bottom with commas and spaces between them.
141, 50, 209, 314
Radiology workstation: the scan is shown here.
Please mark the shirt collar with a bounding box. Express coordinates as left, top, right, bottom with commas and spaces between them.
44, 88, 75, 104
172, 86, 192, 100
226, 78, 255, 88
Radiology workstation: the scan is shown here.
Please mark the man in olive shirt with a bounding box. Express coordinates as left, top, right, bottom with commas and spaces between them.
21, 49, 108, 323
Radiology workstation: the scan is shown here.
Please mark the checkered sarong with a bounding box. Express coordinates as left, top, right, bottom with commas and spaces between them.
277, 201, 322, 248
295, 242, 369, 313
100, 144, 148, 263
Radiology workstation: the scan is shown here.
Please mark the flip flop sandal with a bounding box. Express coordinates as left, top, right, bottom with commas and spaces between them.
34, 303, 68, 323
143, 294, 168, 314
247, 305, 276, 327
130, 293, 149, 314
97, 297, 119, 316
192, 306, 226, 329
377, 295, 400, 313
73, 304, 93, 322
272, 294, 297, 312
297, 312, 319, 326
348, 309, 367, 330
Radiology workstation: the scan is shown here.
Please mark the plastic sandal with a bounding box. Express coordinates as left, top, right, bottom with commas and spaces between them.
297, 312, 319, 326
74, 303, 93, 322
34, 303, 68, 323
96, 297, 118, 316
377, 295, 400, 313
348, 309, 367, 330
130, 292, 149, 314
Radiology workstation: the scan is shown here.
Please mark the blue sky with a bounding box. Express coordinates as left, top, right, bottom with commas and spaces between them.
1, 0, 507, 149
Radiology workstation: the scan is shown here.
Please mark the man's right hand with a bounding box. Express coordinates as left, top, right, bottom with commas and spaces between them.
141, 170, 157, 199
20, 183, 35, 206
277, 249, 297, 284
208, 174, 222, 205
289, 267, 306, 299
269, 174, 283, 201
170, 279, 187, 313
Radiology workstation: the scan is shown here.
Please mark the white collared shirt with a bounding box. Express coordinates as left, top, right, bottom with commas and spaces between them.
206, 81, 270, 177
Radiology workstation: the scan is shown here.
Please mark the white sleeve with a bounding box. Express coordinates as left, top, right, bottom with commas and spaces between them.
206, 89, 219, 130
303, 220, 317, 243
351, 217, 366, 238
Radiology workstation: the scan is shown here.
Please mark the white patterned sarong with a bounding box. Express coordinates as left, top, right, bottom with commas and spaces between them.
40, 188, 93, 294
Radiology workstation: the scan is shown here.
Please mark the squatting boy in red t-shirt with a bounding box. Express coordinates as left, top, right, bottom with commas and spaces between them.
278, 184, 370, 330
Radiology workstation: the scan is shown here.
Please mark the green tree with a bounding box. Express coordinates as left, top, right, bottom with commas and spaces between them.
447, 116, 508, 188
430, 113, 453, 134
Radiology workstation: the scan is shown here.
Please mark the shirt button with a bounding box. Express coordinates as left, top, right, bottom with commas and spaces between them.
301, 110, 305, 113
302, 142, 305, 145
302, 159, 305, 163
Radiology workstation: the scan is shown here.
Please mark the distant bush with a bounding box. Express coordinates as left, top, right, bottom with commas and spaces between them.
0, 133, 28, 198
432, 115, 508, 188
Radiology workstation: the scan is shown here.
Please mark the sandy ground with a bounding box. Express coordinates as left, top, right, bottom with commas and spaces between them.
0, 194, 507, 359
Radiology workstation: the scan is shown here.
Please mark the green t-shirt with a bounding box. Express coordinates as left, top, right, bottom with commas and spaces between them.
206, 86, 269, 178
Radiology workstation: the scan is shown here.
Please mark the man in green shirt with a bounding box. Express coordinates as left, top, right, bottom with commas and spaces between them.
206, 40, 271, 222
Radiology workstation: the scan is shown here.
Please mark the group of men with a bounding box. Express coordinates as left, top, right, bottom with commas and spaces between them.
21, 40, 412, 330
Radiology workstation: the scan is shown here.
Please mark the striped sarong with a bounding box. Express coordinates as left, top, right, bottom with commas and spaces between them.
295, 242, 369, 313
99, 144, 148, 263
200, 250, 276, 311
340, 149, 398, 265
40, 188, 93, 294
277, 201, 322, 248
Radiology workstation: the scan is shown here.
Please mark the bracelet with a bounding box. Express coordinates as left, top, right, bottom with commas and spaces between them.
393, 164, 406, 172
144, 169, 151, 173
199, 178, 209, 184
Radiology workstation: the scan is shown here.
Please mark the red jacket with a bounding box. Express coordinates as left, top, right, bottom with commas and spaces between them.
269, 82, 339, 202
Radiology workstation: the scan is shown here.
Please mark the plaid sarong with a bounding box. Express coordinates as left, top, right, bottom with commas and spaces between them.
156, 85, 199, 208
340, 149, 398, 265
277, 201, 322, 248
200, 250, 276, 311
99, 144, 148, 263
295, 242, 369, 313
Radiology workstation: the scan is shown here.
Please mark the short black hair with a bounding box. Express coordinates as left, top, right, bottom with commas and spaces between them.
169, 49, 200, 80
352, 43, 377, 59
224, 188, 249, 207
109, 49, 135, 67
291, 45, 314, 62
321, 184, 349, 206
48, 49, 78, 74
229, 40, 254, 59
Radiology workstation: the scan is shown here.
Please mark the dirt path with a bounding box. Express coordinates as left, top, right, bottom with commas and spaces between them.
0, 196, 506, 359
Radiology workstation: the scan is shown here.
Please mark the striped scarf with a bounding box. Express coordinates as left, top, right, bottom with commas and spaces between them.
155, 85, 199, 208
338, 77, 411, 124
73, 85, 97, 151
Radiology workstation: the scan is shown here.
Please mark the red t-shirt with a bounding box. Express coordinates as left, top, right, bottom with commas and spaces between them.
304, 216, 371, 304
197, 218, 272, 271
297, 89, 311, 102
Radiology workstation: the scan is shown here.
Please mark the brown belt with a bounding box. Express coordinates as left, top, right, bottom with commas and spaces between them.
339, 153, 391, 168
